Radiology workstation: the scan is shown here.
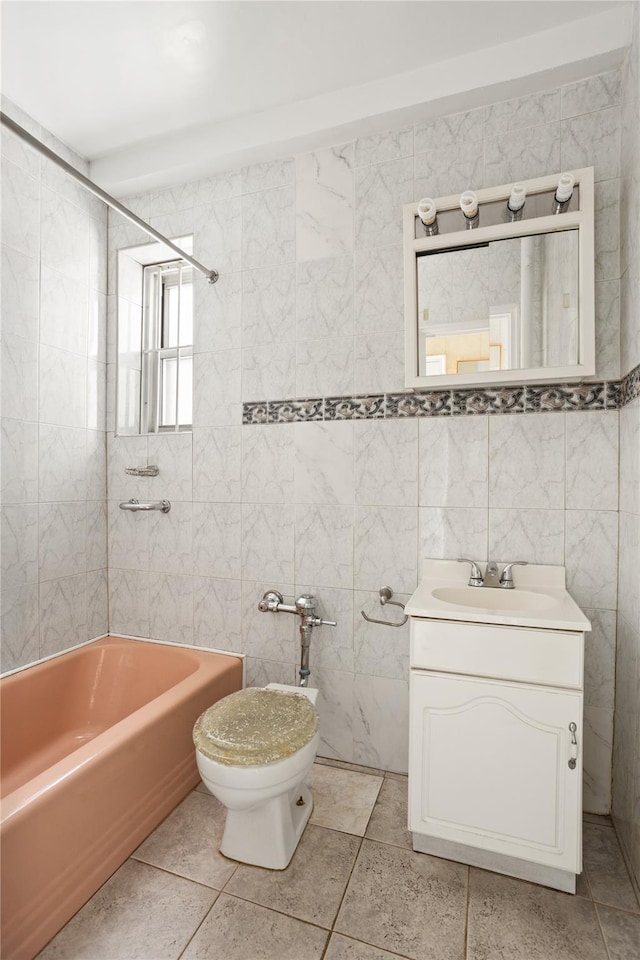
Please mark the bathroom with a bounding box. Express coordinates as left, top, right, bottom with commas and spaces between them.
0, 0, 639, 957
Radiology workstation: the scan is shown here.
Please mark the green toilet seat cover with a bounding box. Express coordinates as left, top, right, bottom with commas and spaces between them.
193, 687, 318, 766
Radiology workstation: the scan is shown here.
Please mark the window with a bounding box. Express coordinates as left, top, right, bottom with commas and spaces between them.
140, 260, 193, 433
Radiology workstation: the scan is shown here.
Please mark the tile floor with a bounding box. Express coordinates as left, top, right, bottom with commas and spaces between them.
38, 757, 640, 960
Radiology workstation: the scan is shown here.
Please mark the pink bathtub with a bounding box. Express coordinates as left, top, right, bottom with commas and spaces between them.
1, 636, 243, 959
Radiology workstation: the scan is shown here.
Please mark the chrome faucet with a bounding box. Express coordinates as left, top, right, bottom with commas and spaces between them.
258, 591, 336, 686
457, 559, 528, 589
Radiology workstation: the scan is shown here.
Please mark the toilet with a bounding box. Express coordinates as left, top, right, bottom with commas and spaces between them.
193, 683, 320, 870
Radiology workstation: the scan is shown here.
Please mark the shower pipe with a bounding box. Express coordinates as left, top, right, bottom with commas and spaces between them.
0, 111, 219, 285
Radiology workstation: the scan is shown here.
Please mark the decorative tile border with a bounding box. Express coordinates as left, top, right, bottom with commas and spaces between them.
242, 365, 640, 424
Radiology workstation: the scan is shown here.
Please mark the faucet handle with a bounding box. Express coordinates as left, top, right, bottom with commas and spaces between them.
457, 558, 483, 587
499, 561, 528, 588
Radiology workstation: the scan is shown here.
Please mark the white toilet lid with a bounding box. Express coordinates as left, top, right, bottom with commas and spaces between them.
193, 687, 318, 766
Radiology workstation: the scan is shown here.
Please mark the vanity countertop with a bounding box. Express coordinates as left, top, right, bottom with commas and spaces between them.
406, 559, 591, 632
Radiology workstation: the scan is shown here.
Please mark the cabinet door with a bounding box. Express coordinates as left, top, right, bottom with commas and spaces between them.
409, 672, 582, 872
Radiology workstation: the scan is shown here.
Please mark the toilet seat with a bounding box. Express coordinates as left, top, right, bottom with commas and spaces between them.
193, 687, 318, 767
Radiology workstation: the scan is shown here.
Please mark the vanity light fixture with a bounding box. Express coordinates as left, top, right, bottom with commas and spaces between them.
460, 190, 479, 228
553, 172, 575, 214
418, 197, 439, 236
507, 183, 526, 221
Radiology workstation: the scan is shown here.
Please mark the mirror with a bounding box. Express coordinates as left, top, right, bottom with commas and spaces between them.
404, 169, 595, 389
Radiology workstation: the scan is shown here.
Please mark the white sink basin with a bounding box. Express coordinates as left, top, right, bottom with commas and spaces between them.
431, 586, 559, 612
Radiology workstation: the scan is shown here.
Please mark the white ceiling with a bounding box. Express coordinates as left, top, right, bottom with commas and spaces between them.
1, 1, 633, 194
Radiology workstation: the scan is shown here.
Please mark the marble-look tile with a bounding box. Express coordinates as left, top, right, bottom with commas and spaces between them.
193, 272, 242, 353
466, 867, 608, 960
295, 504, 354, 589
595, 179, 620, 282
241, 578, 297, 664
620, 398, 640, 515
193, 576, 242, 651
226, 824, 360, 928
192, 502, 241, 580
182, 893, 328, 960
415, 108, 484, 152
87, 568, 108, 639
296, 144, 354, 261
354, 419, 418, 507
315, 757, 386, 777
583, 608, 617, 709
294, 421, 354, 505
420, 507, 488, 563
354, 507, 417, 594
39, 344, 87, 429
148, 573, 193, 644
193, 349, 242, 427
241, 422, 294, 503
595, 280, 621, 380
39, 501, 86, 581
38, 858, 216, 960
336, 840, 467, 960
1, 503, 38, 590
584, 822, 639, 911
562, 70, 622, 119
88, 286, 107, 361
561, 107, 621, 182
565, 510, 618, 610
193, 426, 241, 502
414, 140, 484, 199
354, 333, 404, 395
489, 413, 565, 509
288, 582, 352, 672
484, 122, 561, 185
86, 501, 107, 571
241, 503, 295, 582
296, 256, 354, 341
596, 904, 640, 960
1, 158, 40, 260
41, 186, 91, 283
584, 813, 614, 828
353, 675, 409, 773
193, 197, 241, 274
355, 128, 412, 167
86, 359, 106, 432
484, 89, 560, 136
146, 433, 193, 502
489, 507, 565, 565
108, 501, 149, 571
148, 181, 195, 217
244, 657, 296, 687
324, 933, 407, 960
618, 512, 640, 630
419, 416, 488, 508
354, 591, 410, 680
242, 263, 295, 346
354, 246, 403, 338
1, 333, 38, 423
1, 418, 38, 503
39, 266, 88, 357
39, 573, 88, 657
354, 157, 413, 250
310, 764, 382, 836
0, 583, 39, 671
148, 501, 192, 575
241, 158, 294, 194
565, 411, 619, 510
242, 342, 296, 401
242, 185, 295, 270
365, 777, 411, 850
133, 790, 237, 888
583, 706, 614, 814
0, 245, 39, 341
296, 337, 355, 398
107, 567, 149, 637
313, 666, 355, 762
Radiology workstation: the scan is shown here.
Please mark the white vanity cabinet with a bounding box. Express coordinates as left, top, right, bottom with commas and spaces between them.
406, 562, 590, 894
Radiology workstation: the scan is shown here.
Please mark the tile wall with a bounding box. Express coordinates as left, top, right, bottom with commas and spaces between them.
0, 99, 109, 671
612, 4, 640, 892
106, 67, 629, 808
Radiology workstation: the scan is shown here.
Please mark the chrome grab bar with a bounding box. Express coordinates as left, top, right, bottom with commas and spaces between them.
360, 586, 408, 627
119, 498, 171, 513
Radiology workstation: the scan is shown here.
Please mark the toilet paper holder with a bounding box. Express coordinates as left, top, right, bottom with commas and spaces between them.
360, 586, 408, 627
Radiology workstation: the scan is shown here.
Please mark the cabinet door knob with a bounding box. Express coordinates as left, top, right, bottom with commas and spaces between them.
568, 721, 578, 770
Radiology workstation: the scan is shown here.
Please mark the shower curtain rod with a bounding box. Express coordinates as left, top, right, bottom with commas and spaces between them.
0, 112, 219, 284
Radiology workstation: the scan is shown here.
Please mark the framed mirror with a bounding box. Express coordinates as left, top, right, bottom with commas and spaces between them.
403, 168, 595, 389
